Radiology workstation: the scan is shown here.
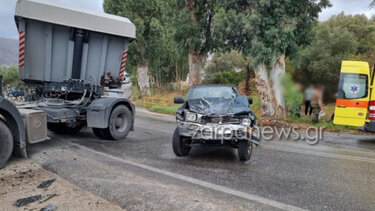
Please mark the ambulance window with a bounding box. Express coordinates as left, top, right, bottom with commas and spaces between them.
338, 74, 368, 99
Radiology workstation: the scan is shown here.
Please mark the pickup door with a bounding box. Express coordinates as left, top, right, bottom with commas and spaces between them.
333, 61, 370, 127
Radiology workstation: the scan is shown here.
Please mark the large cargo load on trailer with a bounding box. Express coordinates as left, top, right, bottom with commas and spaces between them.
15, 0, 135, 88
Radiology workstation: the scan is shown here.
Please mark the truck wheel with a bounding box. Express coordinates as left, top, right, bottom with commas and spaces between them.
48, 123, 83, 135
0, 120, 14, 169
104, 105, 132, 140
237, 140, 253, 161
172, 128, 191, 157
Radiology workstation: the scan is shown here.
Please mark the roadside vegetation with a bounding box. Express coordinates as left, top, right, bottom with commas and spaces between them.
0, 65, 20, 88
104, 0, 375, 127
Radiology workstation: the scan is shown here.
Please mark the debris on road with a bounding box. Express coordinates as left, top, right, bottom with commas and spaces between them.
39, 194, 58, 203
37, 179, 56, 189
40, 204, 56, 211
0, 159, 123, 210
14, 195, 42, 207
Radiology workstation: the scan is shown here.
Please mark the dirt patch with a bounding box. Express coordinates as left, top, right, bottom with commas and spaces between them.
0, 159, 124, 211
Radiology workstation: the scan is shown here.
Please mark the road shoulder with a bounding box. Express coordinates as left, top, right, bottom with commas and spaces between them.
0, 159, 124, 211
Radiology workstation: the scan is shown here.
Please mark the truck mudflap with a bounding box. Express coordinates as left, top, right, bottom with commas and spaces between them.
0, 97, 27, 158
87, 97, 135, 130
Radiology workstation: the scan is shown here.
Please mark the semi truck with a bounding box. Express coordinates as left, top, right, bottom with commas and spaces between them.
333, 61, 375, 132
0, 0, 136, 168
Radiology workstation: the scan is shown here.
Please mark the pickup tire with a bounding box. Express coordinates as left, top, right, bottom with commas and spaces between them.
237, 140, 253, 161
0, 120, 14, 169
172, 128, 191, 156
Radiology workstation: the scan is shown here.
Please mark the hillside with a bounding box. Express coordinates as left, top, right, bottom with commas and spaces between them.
0, 37, 18, 66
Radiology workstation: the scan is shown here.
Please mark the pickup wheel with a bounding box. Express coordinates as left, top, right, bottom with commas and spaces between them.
237, 140, 253, 161
172, 128, 191, 157
0, 120, 14, 169
103, 105, 132, 140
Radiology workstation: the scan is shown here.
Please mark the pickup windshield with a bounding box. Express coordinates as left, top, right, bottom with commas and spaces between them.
187, 86, 238, 100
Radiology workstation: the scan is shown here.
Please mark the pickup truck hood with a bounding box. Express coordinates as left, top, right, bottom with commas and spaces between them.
186, 96, 251, 115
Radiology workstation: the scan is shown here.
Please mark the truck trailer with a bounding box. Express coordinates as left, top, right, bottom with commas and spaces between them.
0, 0, 136, 168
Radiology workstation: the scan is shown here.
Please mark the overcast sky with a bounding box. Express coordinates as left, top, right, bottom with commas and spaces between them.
0, 0, 374, 39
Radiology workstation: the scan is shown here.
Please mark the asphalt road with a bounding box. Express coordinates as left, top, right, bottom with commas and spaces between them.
27, 108, 375, 211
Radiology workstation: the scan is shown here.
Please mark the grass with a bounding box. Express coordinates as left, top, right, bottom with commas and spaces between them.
148, 105, 181, 115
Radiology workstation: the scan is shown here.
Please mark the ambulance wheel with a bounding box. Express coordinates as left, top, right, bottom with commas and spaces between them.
0, 120, 14, 169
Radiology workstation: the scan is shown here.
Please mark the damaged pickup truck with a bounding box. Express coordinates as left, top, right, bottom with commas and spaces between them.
173, 85, 260, 161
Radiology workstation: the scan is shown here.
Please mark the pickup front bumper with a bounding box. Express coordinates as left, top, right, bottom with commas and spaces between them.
177, 121, 260, 146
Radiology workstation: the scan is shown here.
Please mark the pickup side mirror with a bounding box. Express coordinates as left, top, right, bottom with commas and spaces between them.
248, 97, 253, 105
174, 96, 184, 104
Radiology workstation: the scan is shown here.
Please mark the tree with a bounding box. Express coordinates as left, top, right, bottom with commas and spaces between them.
295, 24, 358, 98
325, 13, 375, 68
214, 0, 330, 117
103, 0, 165, 96
171, 0, 219, 86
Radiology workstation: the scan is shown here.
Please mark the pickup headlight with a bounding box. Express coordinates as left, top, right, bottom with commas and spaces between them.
242, 118, 251, 127
185, 112, 198, 122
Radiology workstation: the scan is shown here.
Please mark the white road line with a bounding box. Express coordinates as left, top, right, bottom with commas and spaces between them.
263, 145, 375, 164
70, 143, 308, 211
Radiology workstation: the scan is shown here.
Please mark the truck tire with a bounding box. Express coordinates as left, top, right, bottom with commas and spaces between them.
0, 120, 14, 169
103, 105, 132, 140
47, 123, 83, 135
237, 140, 253, 161
172, 128, 191, 157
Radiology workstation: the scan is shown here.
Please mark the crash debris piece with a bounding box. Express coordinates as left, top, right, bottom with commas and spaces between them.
40, 204, 56, 211
39, 194, 58, 203
37, 179, 56, 189
14, 195, 42, 207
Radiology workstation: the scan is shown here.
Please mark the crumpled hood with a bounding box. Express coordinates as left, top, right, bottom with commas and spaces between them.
186, 96, 251, 115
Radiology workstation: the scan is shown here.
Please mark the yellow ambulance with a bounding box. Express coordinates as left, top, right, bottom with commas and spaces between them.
333, 61, 375, 132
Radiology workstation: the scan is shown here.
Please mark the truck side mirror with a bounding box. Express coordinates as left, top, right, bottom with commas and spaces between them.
174, 96, 184, 104
248, 97, 253, 105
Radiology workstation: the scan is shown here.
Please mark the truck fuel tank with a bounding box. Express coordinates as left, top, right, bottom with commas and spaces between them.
19, 109, 48, 144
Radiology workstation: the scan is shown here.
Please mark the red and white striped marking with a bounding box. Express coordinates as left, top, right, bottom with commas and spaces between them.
19, 31, 25, 68
119, 49, 128, 79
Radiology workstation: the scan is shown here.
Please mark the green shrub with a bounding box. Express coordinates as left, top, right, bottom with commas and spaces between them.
0, 65, 20, 88
203, 70, 244, 85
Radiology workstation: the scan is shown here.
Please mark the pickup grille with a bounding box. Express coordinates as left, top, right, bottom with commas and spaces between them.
200, 116, 240, 124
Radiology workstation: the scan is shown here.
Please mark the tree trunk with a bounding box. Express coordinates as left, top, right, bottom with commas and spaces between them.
245, 63, 251, 95
188, 52, 203, 86
136, 63, 151, 96
254, 63, 275, 117
270, 55, 286, 116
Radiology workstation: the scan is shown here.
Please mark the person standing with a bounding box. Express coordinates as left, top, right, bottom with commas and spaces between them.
304, 85, 314, 115
311, 85, 324, 124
